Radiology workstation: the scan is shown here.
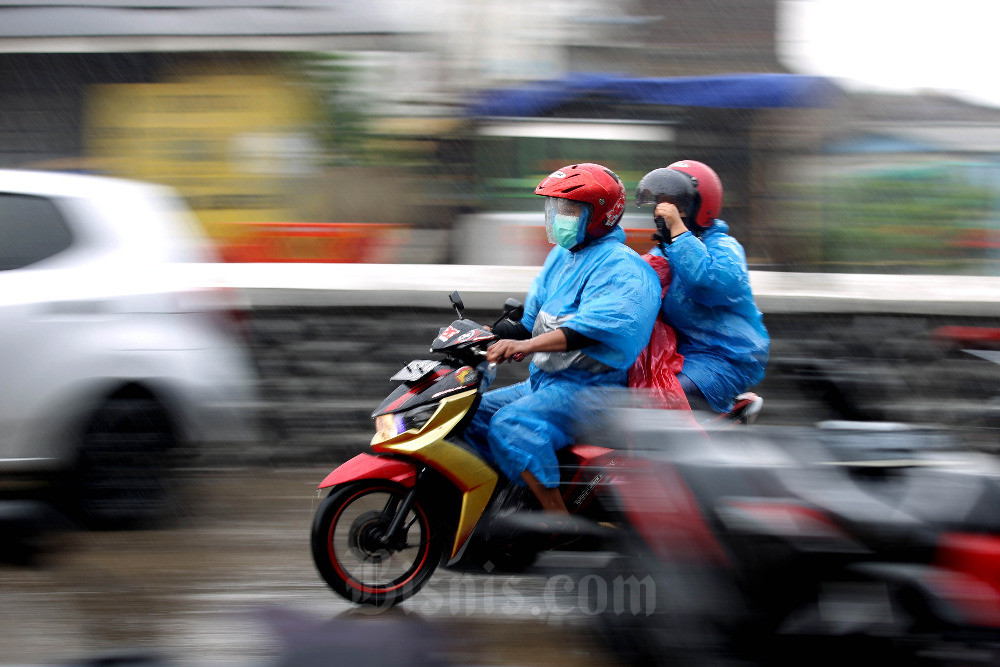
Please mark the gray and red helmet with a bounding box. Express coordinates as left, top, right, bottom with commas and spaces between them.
636, 160, 723, 228
668, 160, 723, 228
636, 168, 698, 219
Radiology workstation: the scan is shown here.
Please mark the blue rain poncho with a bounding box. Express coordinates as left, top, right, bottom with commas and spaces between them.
465, 227, 660, 488
650, 220, 769, 413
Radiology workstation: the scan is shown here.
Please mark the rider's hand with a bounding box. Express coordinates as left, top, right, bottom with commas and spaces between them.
654, 202, 688, 238
487, 330, 567, 364
486, 338, 529, 364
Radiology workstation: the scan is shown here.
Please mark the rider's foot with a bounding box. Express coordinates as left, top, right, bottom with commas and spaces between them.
520, 471, 570, 514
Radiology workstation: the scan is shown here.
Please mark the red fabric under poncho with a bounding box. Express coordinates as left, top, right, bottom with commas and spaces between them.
628, 253, 690, 411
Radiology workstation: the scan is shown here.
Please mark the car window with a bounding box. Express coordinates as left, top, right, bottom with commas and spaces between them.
0, 193, 74, 271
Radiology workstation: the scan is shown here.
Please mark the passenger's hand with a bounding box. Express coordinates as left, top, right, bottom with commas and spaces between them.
486, 338, 530, 364
654, 202, 688, 238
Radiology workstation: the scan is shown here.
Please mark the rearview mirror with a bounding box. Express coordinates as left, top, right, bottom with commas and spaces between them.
503, 298, 524, 322
449, 291, 465, 318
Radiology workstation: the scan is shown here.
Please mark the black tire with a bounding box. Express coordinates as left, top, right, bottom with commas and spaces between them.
310, 481, 443, 606
74, 394, 176, 529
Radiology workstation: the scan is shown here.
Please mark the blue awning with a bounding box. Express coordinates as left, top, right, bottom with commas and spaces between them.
467, 73, 843, 117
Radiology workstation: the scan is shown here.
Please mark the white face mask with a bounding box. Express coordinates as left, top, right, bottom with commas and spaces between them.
544, 197, 590, 250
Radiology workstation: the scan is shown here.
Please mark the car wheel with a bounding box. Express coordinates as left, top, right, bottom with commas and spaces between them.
74, 393, 177, 529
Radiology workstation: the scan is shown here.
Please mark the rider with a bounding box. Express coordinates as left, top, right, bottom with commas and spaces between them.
465, 163, 661, 514
635, 160, 770, 414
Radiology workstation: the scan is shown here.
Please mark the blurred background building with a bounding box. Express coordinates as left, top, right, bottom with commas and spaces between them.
0, 0, 998, 271
3, 8, 1000, 662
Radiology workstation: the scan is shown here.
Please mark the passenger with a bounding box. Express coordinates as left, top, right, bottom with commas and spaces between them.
465, 163, 661, 513
636, 160, 770, 414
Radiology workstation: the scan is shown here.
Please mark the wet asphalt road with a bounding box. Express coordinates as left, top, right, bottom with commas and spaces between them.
0, 467, 620, 667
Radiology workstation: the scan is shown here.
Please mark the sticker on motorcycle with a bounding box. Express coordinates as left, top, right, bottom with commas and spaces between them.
437, 326, 459, 342
454, 366, 475, 384
390, 359, 441, 382
432, 386, 468, 399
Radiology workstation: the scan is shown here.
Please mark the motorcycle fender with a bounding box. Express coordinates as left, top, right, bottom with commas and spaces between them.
317, 453, 418, 490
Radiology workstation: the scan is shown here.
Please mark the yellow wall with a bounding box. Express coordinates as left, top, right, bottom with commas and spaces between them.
84, 71, 317, 239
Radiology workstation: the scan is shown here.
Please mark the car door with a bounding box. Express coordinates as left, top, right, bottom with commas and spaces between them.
0, 192, 76, 467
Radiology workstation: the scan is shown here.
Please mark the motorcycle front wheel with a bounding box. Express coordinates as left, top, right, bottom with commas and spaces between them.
310, 481, 443, 606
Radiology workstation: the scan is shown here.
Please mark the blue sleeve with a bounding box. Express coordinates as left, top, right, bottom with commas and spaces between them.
664, 231, 749, 307
563, 251, 661, 368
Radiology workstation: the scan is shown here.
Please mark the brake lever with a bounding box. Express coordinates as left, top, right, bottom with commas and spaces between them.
472, 349, 497, 372
474, 344, 523, 363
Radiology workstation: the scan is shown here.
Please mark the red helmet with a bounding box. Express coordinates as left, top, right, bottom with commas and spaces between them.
667, 160, 723, 228
534, 163, 626, 240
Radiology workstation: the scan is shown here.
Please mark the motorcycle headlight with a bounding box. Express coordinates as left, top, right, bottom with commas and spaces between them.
374, 404, 438, 441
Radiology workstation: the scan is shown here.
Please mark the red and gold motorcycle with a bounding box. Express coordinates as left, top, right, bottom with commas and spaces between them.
309, 292, 629, 606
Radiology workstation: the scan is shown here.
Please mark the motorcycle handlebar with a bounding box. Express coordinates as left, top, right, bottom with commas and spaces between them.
468, 348, 498, 371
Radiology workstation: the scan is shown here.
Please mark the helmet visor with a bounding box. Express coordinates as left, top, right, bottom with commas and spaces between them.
634, 186, 658, 208
635, 168, 697, 212
544, 197, 590, 247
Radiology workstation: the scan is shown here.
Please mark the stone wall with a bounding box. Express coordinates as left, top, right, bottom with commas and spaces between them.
244, 307, 1000, 465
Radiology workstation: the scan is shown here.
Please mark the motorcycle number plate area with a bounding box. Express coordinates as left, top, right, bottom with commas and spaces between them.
390, 359, 441, 382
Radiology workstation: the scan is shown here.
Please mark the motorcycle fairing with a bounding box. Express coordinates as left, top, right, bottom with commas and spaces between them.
431, 319, 496, 352
560, 444, 619, 512
317, 453, 418, 490
373, 361, 480, 417
614, 457, 731, 566
716, 498, 866, 553
850, 561, 1000, 630
562, 444, 615, 463
372, 389, 499, 559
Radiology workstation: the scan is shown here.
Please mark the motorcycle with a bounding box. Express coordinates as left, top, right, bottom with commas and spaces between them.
309, 292, 612, 605
309, 291, 762, 606
546, 410, 1000, 665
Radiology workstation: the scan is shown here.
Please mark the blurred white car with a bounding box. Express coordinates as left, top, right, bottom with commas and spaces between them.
0, 170, 258, 526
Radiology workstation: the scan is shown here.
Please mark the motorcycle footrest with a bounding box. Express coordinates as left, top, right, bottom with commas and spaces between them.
483, 510, 612, 542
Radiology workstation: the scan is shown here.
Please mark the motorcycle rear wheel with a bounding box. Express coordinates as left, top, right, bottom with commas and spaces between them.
311, 481, 443, 606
